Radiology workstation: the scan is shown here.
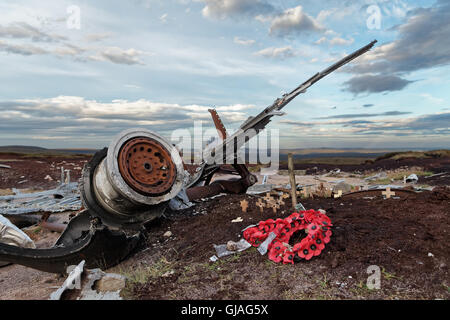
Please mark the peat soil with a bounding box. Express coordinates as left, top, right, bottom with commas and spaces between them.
1, 153, 449, 299
0, 153, 90, 190
119, 187, 450, 300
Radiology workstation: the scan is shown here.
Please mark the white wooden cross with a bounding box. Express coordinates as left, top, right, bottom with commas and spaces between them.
263, 193, 274, 203
267, 201, 280, 213
281, 193, 290, 200
240, 199, 249, 213
334, 190, 343, 198
255, 199, 265, 213
382, 187, 396, 199
301, 188, 309, 198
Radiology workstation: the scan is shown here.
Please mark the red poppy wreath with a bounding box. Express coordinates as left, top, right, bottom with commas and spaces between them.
243, 210, 332, 264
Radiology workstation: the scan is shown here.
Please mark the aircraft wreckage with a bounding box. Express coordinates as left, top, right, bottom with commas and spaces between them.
0, 40, 377, 273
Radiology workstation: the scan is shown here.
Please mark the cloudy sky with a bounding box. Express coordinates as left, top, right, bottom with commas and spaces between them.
0, 0, 449, 149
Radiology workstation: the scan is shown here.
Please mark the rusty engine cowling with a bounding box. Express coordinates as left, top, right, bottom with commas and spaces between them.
80, 129, 187, 229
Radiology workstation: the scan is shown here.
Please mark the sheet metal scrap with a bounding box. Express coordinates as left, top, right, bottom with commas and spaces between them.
0, 41, 376, 273
213, 239, 251, 258
50, 260, 126, 300
0, 182, 81, 215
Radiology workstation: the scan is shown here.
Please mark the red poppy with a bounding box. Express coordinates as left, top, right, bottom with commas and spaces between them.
282, 251, 296, 264
306, 223, 321, 237
313, 235, 326, 251
298, 246, 314, 260
321, 226, 332, 243
268, 240, 286, 263
268, 250, 283, 263
307, 239, 323, 256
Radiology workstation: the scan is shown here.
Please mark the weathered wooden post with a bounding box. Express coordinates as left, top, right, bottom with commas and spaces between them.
288, 153, 297, 208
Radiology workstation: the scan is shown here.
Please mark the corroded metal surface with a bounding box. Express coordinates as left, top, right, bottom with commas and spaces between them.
118, 137, 176, 196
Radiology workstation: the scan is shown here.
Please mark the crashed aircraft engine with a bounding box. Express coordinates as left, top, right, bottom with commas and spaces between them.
81, 129, 186, 229
0, 40, 377, 273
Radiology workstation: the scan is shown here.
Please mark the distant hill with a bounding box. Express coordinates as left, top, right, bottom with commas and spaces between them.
1, 145, 448, 160
279, 148, 406, 155
0, 145, 98, 155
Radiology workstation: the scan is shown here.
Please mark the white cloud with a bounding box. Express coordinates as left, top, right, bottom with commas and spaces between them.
200, 0, 273, 19
13, 96, 254, 123
84, 33, 111, 42
124, 84, 142, 89
91, 47, 149, 65
53, 44, 85, 57
0, 19, 149, 66
315, 36, 354, 46
419, 93, 444, 105
269, 5, 324, 36
329, 37, 354, 46
0, 40, 48, 55
233, 37, 255, 46
0, 22, 66, 42
0, 95, 259, 146
254, 46, 297, 59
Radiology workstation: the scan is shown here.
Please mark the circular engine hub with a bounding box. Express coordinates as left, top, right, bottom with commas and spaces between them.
80, 129, 185, 228
118, 137, 177, 196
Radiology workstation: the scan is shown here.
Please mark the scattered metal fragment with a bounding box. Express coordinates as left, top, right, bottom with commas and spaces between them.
0, 182, 81, 215
0, 164, 11, 169
365, 172, 388, 181
231, 217, 243, 223
79, 269, 126, 300
226, 240, 238, 251
262, 175, 268, 185
169, 188, 194, 210
246, 184, 275, 195
257, 232, 277, 255
406, 174, 419, 183
163, 231, 172, 238
368, 184, 411, 190
242, 224, 257, 232
50, 261, 126, 300
213, 239, 251, 258
425, 172, 448, 179
332, 181, 352, 194
50, 260, 85, 300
